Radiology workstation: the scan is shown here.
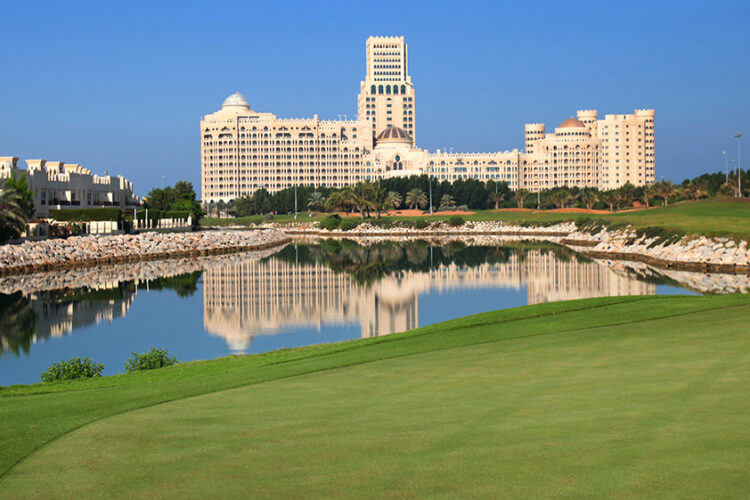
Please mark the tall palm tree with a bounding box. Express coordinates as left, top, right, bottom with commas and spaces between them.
324, 190, 348, 213
514, 189, 530, 209
307, 191, 326, 211
347, 181, 375, 218
684, 181, 708, 201
600, 191, 616, 211
0, 182, 28, 241
370, 187, 400, 219
387, 191, 402, 209
654, 180, 675, 206
488, 191, 505, 209
439, 194, 456, 210
405, 188, 428, 210
581, 190, 598, 210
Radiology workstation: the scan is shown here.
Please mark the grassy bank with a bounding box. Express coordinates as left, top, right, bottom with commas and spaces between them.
202, 199, 750, 241
2, 293, 750, 498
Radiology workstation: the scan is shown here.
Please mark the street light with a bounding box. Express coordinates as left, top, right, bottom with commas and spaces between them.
736, 134, 743, 198
428, 165, 433, 215
723, 151, 728, 183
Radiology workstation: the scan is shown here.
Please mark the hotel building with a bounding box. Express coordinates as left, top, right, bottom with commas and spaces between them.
0, 156, 139, 218
200, 36, 655, 203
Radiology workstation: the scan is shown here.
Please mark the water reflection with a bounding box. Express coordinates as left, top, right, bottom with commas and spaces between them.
1, 239, 748, 366
203, 241, 654, 353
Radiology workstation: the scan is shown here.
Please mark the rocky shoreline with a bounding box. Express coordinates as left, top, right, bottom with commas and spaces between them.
273, 220, 750, 274
2, 220, 749, 277
0, 230, 290, 276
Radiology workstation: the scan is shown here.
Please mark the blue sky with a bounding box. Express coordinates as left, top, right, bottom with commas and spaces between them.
1, 0, 748, 196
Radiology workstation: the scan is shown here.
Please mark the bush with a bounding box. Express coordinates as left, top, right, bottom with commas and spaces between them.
41, 357, 104, 383
49, 208, 121, 222
339, 218, 360, 231
412, 219, 429, 230
319, 215, 341, 231
124, 347, 179, 373
448, 215, 465, 227
263, 213, 275, 222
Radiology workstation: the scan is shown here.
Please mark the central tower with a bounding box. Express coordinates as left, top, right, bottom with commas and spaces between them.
357, 36, 416, 141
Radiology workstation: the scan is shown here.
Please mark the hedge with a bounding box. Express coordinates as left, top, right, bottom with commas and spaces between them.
49, 208, 122, 222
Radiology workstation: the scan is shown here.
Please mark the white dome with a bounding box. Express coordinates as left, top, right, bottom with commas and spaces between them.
222, 92, 250, 109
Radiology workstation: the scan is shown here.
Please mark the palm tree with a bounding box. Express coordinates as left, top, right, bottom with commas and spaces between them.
581, 190, 598, 210
684, 181, 708, 201
405, 188, 428, 210
654, 180, 675, 206
347, 181, 375, 218
0, 182, 29, 241
600, 191, 616, 211
307, 191, 326, 211
439, 194, 456, 211
370, 187, 400, 219
387, 191, 402, 209
514, 188, 530, 209
642, 185, 654, 208
324, 190, 348, 213
488, 191, 505, 209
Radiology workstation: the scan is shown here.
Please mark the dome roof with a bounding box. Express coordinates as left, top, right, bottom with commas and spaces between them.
559, 117, 586, 128
222, 92, 250, 109
376, 126, 413, 143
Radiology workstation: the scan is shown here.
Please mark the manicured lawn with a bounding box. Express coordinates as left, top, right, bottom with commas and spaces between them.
202, 199, 750, 241
2, 293, 750, 498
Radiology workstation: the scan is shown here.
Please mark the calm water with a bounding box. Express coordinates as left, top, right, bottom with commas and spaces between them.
2, 239, 747, 386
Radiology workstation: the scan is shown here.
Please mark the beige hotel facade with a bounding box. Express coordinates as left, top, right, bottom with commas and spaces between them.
200, 36, 655, 203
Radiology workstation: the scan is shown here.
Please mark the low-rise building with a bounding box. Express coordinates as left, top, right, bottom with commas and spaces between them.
0, 156, 139, 218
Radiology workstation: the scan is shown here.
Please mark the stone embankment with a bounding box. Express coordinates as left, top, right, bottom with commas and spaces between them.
272, 220, 750, 274
564, 228, 750, 274
0, 230, 289, 276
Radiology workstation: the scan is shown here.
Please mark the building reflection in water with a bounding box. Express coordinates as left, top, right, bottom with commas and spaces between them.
203, 242, 654, 353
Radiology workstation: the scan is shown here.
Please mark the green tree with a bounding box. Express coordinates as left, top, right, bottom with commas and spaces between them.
654, 180, 675, 206
581, 189, 598, 210
514, 189, 530, 209
488, 191, 505, 210
439, 194, 456, 210
347, 181, 375, 218
405, 188, 428, 210
307, 191, 326, 211
0, 181, 29, 242
2, 172, 34, 218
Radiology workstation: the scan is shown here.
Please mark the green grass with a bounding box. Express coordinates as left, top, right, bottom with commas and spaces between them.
202, 199, 750, 240
2, 293, 750, 498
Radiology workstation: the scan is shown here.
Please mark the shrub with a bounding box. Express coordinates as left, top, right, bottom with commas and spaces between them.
41, 357, 104, 383
49, 208, 121, 222
412, 219, 429, 230
448, 215, 465, 227
319, 215, 341, 231
339, 218, 361, 231
263, 213, 275, 222
124, 347, 179, 373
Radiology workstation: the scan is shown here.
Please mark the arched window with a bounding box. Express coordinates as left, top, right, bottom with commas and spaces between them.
386, 85, 391, 94
393, 85, 398, 95
378, 85, 383, 94
401, 85, 406, 94
371, 85, 376, 93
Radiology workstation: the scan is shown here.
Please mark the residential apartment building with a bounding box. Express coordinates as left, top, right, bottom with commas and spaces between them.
0, 156, 139, 218
200, 36, 655, 203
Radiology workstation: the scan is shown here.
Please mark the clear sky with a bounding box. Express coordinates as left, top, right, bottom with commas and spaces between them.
1, 0, 748, 196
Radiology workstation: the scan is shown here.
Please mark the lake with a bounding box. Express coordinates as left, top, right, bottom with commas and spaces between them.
1, 238, 747, 386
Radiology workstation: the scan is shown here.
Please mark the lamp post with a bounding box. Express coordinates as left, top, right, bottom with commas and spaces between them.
736, 134, 743, 198
428, 165, 433, 215
723, 151, 729, 183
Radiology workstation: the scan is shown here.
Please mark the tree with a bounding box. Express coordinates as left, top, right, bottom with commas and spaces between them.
405, 188, 428, 210
347, 181, 375, 218
307, 191, 326, 211
514, 189, 530, 209
439, 194, 456, 210
387, 191, 402, 209
684, 180, 709, 201
0, 181, 29, 242
370, 187, 400, 219
581, 190, 598, 210
2, 172, 34, 218
600, 191, 617, 211
654, 180, 675, 206
488, 191, 505, 210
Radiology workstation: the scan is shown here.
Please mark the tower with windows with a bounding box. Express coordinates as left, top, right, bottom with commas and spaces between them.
357, 36, 416, 141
